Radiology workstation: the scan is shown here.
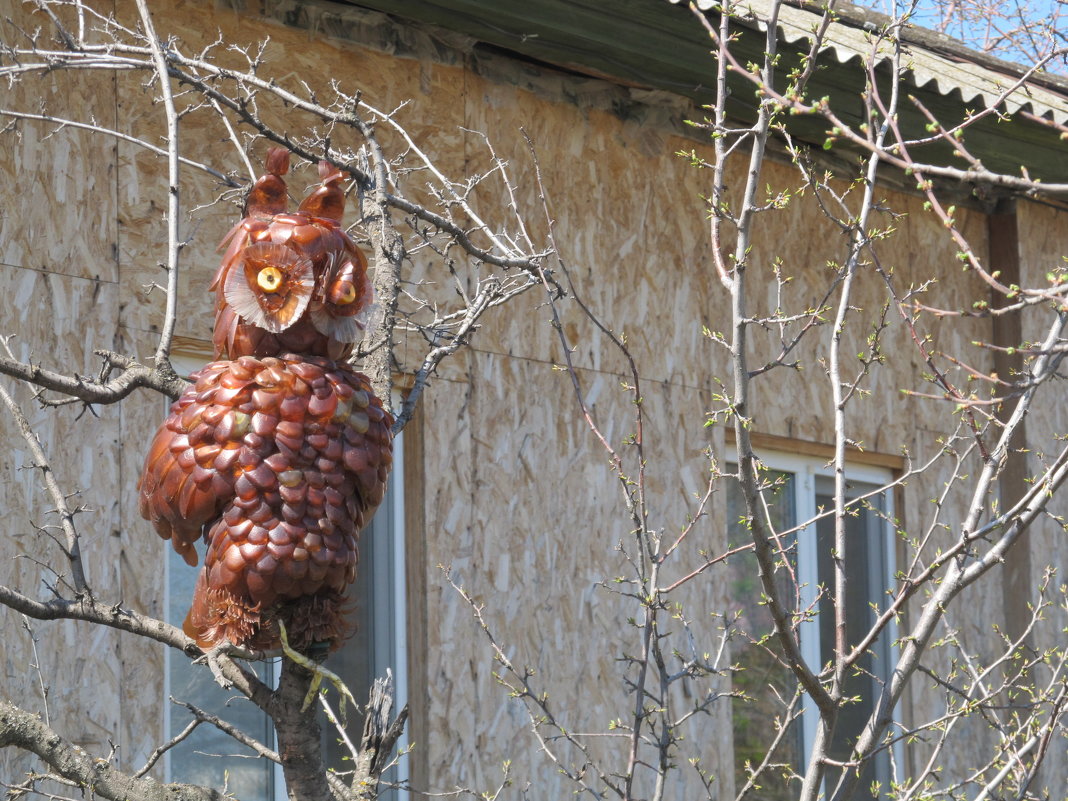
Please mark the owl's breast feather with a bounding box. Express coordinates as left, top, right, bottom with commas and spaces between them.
138, 354, 393, 593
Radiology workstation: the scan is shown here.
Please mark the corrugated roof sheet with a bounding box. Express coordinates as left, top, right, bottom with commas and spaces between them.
673, 0, 1068, 125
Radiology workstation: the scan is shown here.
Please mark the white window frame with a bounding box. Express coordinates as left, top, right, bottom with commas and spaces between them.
743, 449, 901, 792
362, 425, 408, 801
161, 350, 408, 800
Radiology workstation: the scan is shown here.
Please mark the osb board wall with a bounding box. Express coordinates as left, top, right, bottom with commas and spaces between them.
0, 0, 1064, 796
1013, 200, 1068, 800
0, 5, 127, 781
1018, 200, 1068, 572
0, 267, 127, 762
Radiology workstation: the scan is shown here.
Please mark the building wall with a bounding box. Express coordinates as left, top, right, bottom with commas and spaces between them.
1014, 200, 1068, 800
0, 32, 129, 770
0, 0, 1064, 796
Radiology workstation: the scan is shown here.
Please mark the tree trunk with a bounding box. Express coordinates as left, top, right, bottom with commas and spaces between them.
273, 659, 333, 801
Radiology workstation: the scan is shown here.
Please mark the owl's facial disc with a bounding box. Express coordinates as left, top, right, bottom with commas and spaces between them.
310, 255, 377, 343
224, 242, 314, 333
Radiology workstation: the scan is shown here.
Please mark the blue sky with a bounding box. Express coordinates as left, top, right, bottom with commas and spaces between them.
866, 0, 1067, 71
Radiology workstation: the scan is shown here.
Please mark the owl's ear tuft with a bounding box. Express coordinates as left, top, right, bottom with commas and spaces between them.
245, 149, 291, 219
297, 160, 347, 222
265, 147, 291, 177
224, 243, 314, 333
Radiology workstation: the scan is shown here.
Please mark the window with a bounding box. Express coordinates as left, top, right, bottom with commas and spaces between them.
728, 450, 898, 799
162, 350, 407, 798
165, 550, 278, 797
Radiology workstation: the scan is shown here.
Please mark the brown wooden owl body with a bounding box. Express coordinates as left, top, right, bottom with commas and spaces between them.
138, 149, 392, 652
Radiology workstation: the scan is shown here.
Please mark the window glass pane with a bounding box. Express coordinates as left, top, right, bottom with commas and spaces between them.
729, 470, 803, 800
167, 545, 276, 798
320, 476, 401, 797
729, 465, 894, 800
320, 511, 378, 773
814, 478, 889, 797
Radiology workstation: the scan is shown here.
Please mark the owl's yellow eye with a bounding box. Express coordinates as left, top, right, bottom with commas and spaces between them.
257, 266, 283, 292
330, 280, 357, 305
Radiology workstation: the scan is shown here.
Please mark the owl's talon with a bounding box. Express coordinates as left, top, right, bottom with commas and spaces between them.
278, 621, 356, 715
194, 644, 236, 690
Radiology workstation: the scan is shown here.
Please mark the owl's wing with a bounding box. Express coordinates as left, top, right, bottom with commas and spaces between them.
138, 361, 248, 566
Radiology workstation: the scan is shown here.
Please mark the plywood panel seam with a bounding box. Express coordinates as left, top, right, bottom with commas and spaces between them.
0, 261, 119, 285
461, 343, 726, 394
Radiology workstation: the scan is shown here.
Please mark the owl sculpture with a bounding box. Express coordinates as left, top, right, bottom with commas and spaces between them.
138, 148, 393, 653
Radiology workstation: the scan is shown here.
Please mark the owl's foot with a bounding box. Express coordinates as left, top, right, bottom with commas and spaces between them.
192, 640, 264, 688
202, 644, 235, 689
277, 620, 357, 714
